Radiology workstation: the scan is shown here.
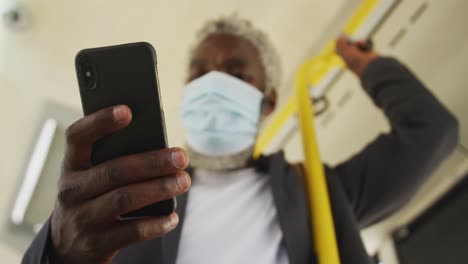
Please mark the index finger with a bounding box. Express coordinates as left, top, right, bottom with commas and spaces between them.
63, 105, 132, 171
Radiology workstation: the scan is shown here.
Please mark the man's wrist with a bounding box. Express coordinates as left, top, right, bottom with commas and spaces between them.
354, 53, 380, 78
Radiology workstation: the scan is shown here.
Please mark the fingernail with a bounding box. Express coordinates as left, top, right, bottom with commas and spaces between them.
176, 172, 188, 190
113, 106, 127, 123
163, 214, 178, 230
171, 150, 186, 169
170, 213, 179, 226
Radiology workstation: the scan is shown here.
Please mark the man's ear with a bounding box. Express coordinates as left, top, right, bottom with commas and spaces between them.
262, 89, 277, 116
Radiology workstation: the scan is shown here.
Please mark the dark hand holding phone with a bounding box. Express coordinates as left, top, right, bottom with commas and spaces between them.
49, 43, 190, 263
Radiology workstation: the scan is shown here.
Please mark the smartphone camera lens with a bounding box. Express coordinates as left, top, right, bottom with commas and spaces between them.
78, 56, 97, 91
83, 66, 96, 90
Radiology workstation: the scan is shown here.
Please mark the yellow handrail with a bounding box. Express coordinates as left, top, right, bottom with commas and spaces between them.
253, 1, 381, 263
253, 0, 379, 159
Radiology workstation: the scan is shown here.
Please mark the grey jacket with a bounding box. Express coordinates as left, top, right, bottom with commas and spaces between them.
22, 58, 459, 264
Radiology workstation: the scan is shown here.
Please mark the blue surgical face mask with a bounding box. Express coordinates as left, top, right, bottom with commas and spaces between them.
181, 71, 263, 156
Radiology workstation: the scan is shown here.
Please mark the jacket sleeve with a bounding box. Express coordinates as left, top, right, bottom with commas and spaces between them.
22, 219, 53, 264
332, 57, 459, 228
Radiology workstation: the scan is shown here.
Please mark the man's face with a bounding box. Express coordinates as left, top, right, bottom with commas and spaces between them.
188, 33, 267, 92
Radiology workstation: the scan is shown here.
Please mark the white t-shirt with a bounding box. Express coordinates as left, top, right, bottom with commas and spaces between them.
176, 167, 289, 264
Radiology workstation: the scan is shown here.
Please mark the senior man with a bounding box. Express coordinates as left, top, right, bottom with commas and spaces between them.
23, 15, 458, 264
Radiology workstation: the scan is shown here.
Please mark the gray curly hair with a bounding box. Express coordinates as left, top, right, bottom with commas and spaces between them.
190, 14, 282, 92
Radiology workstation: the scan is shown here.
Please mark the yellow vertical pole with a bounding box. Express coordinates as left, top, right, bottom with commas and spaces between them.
295, 60, 340, 264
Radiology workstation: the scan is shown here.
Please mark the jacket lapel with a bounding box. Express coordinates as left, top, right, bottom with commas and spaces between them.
262, 152, 317, 264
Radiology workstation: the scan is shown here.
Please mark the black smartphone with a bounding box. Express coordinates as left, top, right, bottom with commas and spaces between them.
75, 42, 175, 218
